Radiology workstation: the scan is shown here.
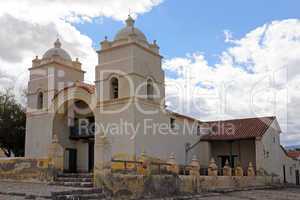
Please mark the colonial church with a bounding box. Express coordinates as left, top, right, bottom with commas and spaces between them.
25, 16, 300, 184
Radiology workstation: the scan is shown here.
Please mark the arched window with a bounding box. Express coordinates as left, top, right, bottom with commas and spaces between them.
146, 79, 154, 100
37, 92, 43, 109
110, 77, 119, 99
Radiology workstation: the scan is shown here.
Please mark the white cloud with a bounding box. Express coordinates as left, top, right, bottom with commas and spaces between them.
0, 0, 163, 96
0, 0, 163, 23
164, 19, 300, 146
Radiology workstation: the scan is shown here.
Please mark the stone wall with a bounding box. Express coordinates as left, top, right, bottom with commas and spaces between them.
95, 173, 280, 199
0, 158, 54, 182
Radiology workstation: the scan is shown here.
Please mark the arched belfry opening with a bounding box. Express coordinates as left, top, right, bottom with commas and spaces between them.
146, 79, 154, 100
37, 92, 43, 109
110, 77, 119, 99
53, 99, 95, 173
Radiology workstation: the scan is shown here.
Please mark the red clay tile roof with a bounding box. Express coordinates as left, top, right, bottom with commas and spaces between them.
200, 116, 278, 141
287, 151, 300, 159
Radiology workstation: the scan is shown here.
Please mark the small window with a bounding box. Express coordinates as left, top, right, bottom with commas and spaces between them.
273, 137, 276, 143
146, 79, 154, 100
110, 77, 119, 99
170, 118, 175, 129
37, 92, 43, 109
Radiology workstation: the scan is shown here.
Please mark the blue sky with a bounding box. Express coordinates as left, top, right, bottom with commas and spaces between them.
75, 0, 300, 65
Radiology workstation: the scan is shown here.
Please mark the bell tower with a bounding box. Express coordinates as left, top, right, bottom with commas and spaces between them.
25, 39, 85, 157
95, 15, 165, 103
94, 16, 166, 160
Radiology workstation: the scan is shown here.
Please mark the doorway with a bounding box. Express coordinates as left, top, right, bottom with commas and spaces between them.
296, 170, 300, 185
66, 148, 77, 173
88, 142, 94, 172
283, 165, 287, 183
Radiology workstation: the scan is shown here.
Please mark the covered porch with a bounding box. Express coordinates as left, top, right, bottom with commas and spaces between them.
205, 139, 257, 171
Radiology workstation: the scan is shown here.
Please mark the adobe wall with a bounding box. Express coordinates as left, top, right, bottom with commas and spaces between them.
94, 173, 280, 199
256, 120, 300, 184
0, 158, 54, 182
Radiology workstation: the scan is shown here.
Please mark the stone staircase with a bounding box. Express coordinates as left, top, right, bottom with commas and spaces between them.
50, 173, 94, 188
50, 173, 108, 199
52, 188, 105, 200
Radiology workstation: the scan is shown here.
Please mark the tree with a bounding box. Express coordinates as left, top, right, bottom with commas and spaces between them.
0, 89, 26, 157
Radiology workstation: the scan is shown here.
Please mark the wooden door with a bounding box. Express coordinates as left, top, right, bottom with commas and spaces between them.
68, 149, 77, 173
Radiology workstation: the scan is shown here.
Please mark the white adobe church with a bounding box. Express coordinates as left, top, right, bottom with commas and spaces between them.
25, 16, 300, 184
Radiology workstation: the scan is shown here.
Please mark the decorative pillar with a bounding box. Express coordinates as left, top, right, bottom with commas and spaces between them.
235, 161, 244, 176
189, 155, 200, 176
223, 159, 232, 176
247, 162, 255, 176
94, 134, 112, 172
167, 153, 179, 174
94, 134, 112, 187
208, 158, 218, 176
48, 134, 64, 171
137, 150, 150, 175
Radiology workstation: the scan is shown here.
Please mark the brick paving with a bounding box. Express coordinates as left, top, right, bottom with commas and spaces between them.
0, 181, 300, 199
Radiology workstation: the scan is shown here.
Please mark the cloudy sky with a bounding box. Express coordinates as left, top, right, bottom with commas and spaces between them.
0, 0, 300, 146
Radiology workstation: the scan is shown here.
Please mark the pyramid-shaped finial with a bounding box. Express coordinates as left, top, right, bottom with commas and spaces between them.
126, 15, 135, 27
54, 38, 61, 48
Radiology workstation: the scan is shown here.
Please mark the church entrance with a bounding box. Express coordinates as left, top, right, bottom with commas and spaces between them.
88, 142, 94, 172
53, 99, 95, 173
66, 148, 77, 173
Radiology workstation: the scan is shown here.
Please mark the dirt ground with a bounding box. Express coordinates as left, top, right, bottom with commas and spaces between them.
0, 181, 300, 199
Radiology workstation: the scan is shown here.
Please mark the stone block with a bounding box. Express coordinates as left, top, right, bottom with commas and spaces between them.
189, 155, 200, 176
247, 162, 255, 176
208, 158, 218, 176
223, 160, 232, 176
166, 153, 179, 174
235, 162, 244, 177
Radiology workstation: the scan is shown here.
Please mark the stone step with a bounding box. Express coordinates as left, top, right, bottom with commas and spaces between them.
57, 173, 93, 179
52, 188, 102, 196
50, 181, 94, 188
54, 193, 105, 200
52, 188, 105, 200
55, 177, 93, 182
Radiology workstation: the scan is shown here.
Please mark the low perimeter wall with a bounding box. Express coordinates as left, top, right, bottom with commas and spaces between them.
0, 158, 54, 182
95, 173, 280, 198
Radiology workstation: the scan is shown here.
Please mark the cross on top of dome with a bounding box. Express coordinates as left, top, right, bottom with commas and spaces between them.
126, 15, 135, 27
54, 38, 62, 48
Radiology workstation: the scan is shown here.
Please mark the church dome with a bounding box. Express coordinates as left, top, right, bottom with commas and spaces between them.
43, 39, 72, 61
114, 15, 148, 43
